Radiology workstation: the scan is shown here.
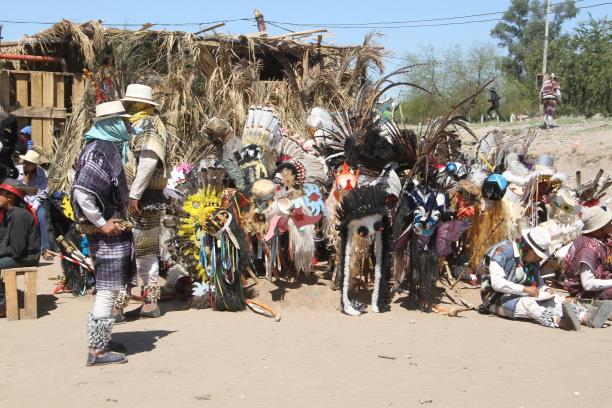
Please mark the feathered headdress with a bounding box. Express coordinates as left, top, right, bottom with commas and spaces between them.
276, 136, 327, 184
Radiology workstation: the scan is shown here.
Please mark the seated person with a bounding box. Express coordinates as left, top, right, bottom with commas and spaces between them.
17, 150, 53, 261
480, 225, 609, 330
0, 179, 41, 317
14, 125, 32, 156
565, 206, 612, 305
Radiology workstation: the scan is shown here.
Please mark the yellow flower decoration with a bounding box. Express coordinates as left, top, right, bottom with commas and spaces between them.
61, 194, 76, 221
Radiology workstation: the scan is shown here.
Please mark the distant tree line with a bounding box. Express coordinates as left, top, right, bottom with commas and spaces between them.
397, 0, 611, 123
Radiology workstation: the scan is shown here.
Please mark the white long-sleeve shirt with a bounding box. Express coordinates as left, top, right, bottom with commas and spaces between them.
490, 261, 550, 297
579, 263, 612, 291
489, 261, 525, 296
73, 187, 106, 228
17, 165, 48, 211
129, 150, 159, 200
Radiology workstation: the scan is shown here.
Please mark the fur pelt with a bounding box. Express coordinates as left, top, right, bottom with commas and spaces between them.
337, 186, 392, 315
467, 201, 512, 272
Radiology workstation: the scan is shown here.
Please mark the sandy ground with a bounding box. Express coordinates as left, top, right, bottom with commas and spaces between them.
1, 118, 611, 408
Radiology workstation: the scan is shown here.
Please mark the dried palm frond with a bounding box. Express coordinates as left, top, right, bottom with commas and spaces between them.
3, 21, 390, 191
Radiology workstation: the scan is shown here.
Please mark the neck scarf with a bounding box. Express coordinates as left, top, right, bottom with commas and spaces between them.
84, 117, 132, 163
129, 106, 155, 124
517, 238, 539, 285
0, 183, 39, 225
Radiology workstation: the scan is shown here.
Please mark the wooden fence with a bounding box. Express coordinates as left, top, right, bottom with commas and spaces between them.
0, 70, 84, 155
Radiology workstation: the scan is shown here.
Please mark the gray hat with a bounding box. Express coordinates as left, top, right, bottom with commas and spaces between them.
0, 177, 38, 197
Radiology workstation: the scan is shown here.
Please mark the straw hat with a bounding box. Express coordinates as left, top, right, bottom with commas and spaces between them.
120, 84, 159, 106
581, 206, 612, 234
19, 150, 41, 165
93, 101, 131, 122
521, 225, 552, 259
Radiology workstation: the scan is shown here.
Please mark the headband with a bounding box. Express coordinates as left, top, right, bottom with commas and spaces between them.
0, 183, 26, 200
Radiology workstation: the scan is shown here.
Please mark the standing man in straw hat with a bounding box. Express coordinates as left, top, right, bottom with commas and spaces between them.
121, 84, 168, 319
0, 178, 40, 318
479, 225, 586, 330
564, 206, 612, 325
17, 150, 53, 261
72, 101, 135, 365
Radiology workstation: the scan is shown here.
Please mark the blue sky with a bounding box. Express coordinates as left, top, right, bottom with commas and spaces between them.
1, 0, 609, 66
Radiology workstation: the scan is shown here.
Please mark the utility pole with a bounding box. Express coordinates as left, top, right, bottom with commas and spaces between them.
542, 0, 552, 75
254, 10, 267, 35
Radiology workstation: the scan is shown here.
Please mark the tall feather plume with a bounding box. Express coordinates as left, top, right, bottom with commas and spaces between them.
409, 79, 492, 178
314, 64, 430, 172
277, 136, 327, 183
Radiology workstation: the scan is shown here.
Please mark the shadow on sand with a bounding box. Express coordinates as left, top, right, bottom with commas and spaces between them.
112, 330, 177, 356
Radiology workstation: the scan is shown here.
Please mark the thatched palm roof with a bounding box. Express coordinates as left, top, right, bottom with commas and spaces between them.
1, 20, 387, 191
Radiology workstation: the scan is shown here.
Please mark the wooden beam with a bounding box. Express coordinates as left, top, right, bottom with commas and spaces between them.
8, 106, 67, 119
0, 71, 10, 108
15, 73, 29, 107
195, 22, 225, 36
30, 72, 43, 147
42, 72, 55, 152
138, 23, 155, 31
54, 74, 65, 108
4, 69, 75, 77
268, 29, 328, 40
71, 74, 84, 107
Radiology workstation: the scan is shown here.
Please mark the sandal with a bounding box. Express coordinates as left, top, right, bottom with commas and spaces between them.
52, 282, 72, 294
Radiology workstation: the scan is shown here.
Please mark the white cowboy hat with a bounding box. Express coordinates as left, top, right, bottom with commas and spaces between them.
19, 149, 41, 165
521, 225, 552, 259
581, 206, 612, 234
93, 101, 131, 122
120, 84, 159, 106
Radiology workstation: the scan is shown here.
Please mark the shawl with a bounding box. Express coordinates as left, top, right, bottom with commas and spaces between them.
564, 236, 612, 296
72, 140, 129, 221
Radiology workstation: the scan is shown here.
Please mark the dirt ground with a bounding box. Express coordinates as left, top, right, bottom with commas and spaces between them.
1, 118, 610, 408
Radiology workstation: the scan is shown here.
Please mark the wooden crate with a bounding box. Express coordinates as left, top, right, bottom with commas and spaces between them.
0, 70, 84, 154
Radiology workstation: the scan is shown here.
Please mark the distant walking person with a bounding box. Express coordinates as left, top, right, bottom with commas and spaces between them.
486, 87, 505, 121
540, 73, 561, 129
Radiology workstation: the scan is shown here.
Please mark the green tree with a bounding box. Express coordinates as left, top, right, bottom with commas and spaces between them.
552, 17, 612, 115
491, 0, 578, 81
398, 43, 504, 123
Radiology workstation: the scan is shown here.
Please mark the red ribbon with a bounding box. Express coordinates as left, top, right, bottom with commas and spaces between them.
0, 183, 39, 225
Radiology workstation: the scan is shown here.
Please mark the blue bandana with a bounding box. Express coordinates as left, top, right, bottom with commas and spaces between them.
84, 117, 131, 163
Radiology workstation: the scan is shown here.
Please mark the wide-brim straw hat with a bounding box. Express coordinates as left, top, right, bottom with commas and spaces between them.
521, 225, 552, 259
120, 84, 159, 106
19, 149, 41, 165
581, 206, 612, 234
93, 101, 132, 122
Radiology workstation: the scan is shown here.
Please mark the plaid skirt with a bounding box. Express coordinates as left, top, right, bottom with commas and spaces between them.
131, 210, 162, 258
87, 231, 136, 291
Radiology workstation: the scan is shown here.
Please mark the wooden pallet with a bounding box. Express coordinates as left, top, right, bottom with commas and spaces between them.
0, 69, 84, 154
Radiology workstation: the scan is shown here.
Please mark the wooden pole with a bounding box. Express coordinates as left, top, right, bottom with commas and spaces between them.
254, 9, 267, 35
194, 22, 226, 36
542, 0, 552, 75
268, 29, 328, 40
